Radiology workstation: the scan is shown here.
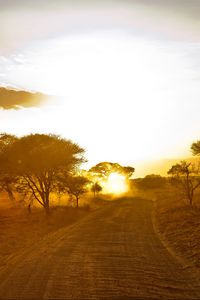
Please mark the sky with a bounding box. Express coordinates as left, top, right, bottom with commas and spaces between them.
0, 0, 200, 176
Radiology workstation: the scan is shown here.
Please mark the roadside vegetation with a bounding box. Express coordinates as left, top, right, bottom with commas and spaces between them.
131, 140, 200, 269
154, 187, 200, 268
0, 200, 90, 269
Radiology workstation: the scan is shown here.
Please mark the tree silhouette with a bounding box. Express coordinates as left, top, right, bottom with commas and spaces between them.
89, 162, 134, 181
66, 176, 90, 208
168, 161, 200, 206
191, 140, 200, 156
91, 182, 102, 198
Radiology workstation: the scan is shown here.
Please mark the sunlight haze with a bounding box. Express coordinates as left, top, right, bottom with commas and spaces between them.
0, 0, 200, 176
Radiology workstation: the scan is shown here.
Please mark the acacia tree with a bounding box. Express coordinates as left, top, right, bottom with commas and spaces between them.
168, 161, 200, 206
68, 176, 90, 207
89, 162, 135, 181
91, 182, 102, 198
58, 175, 90, 207
3, 134, 85, 214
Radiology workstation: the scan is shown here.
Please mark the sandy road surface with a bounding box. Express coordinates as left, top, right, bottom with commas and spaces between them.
0, 197, 200, 300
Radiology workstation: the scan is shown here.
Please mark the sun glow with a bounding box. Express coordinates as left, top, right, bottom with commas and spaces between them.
0, 31, 199, 170
103, 173, 128, 195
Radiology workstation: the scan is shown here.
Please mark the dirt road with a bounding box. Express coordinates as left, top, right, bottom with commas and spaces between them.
0, 197, 200, 299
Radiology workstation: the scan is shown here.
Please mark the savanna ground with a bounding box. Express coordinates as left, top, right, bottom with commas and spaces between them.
0, 193, 93, 271
1, 186, 200, 299
133, 183, 200, 271
153, 186, 200, 270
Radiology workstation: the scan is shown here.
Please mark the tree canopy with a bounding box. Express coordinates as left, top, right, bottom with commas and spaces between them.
89, 162, 135, 180
191, 141, 200, 156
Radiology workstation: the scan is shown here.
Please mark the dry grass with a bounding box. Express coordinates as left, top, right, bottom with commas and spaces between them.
154, 186, 200, 268
0, 190, 111, 268
0, 195, 93, 268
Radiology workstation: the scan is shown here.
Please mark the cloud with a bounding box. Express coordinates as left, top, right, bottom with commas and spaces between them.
0, 87, 47, 109
1, 0, 200, 56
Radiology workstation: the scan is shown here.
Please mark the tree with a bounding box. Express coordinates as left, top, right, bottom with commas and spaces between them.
66, 176, 90, 208
168, 161, 200, 206
89, 162, 135, 181
3, 134, 85, 214
0, 133, 18, 153
0, 175, 17, 202
0, 134, 18, 202
191, 141, 200, 156
91, 182, 102, 198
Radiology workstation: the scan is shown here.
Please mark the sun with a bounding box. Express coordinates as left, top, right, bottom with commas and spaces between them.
104, 172, 128, 195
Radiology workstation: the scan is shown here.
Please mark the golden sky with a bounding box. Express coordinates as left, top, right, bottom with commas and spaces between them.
0, 0, 200, 175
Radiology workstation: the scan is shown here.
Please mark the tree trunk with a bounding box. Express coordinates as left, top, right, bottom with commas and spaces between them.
45, 203, 50, 215
44, 196, 50, 215
76, 196, 79, 208
44, 190, 51, 215
189, 191, 193, 206
6, 185, 15, 202
27, 204, 32, 214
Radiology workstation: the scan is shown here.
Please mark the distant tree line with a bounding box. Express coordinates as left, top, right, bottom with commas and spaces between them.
133, 174, 167, 190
